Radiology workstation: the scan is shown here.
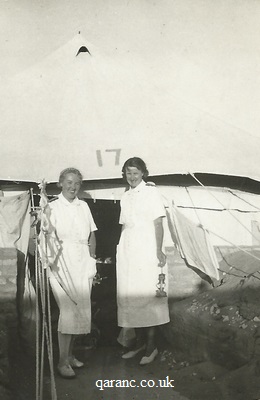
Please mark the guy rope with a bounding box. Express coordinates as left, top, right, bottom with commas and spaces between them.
30, 181, 57, 400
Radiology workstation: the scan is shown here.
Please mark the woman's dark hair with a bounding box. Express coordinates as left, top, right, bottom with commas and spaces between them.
57, 167, 83, 187
122, 157, 149, 180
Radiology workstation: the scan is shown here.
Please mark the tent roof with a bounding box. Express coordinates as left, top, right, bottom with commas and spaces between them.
1, 34, 260, 184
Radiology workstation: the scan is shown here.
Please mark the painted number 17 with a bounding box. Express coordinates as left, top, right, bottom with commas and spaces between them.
96, 149, 121, 167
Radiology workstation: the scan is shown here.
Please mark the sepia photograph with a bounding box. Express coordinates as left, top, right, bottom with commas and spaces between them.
0, 1, 260, 399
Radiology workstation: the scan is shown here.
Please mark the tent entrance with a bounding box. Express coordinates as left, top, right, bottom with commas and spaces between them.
84, 199, 121, 346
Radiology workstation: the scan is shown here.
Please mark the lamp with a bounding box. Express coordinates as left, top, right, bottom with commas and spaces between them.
156, 268, 167, 297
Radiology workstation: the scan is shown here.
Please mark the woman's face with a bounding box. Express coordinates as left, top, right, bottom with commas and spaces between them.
125, 166, 143, 188
60, 173, 81, 202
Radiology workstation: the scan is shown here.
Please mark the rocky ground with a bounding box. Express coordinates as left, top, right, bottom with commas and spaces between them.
5, 247, 260, 399
8, 333, 260, 400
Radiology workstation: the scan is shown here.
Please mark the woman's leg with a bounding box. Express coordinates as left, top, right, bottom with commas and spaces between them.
68, 335, 76, 359
134, 328, 145, 349
57, 332, 76, 377
139, 326, 158, 364
145, 326, 156, 356
58, 332, 72, 366
68, 335, 84, 367
121, 328, 146, 359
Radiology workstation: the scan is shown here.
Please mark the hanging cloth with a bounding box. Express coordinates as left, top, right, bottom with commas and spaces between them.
167, 205, 219, 281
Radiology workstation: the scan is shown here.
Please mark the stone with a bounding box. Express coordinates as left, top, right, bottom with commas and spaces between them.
163, 248, 260, 368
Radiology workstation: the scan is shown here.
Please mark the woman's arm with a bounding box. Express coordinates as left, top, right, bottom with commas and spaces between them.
89, 231, 96, 258
154, 217, 166, 267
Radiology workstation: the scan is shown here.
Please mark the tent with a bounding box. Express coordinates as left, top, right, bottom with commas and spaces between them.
1, 33, 260, 250
1, 33, 260, 184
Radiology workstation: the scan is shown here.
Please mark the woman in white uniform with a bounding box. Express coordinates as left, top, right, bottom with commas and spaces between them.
117, 157, 170, 365
47, 168, 97, 378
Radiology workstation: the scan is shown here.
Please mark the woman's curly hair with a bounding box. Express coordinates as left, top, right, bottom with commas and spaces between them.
57, 167, 83, 187
121, 157, 149, 180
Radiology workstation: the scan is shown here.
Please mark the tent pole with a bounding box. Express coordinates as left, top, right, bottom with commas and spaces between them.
38, 181, 57, 400
29, 188, 41, 400
30, 187, 57, 400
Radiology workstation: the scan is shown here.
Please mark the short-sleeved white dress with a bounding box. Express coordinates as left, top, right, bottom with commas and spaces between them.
47, 193, 97, 334
116, 180, 170, 328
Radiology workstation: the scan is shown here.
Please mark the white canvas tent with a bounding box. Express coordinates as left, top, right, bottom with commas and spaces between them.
1, 34, 260, 248
1, 34, 260, 183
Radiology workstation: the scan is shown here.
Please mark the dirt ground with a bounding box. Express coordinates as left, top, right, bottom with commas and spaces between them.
8, 324, 260, 400
8, 249, 260, 400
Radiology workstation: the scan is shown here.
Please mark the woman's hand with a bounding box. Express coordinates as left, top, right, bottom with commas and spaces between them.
41, 219, 50, 234
157, 249, 166, 267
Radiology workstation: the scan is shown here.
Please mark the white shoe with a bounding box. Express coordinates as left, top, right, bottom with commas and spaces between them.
122, 344, 146, 359
69, 356, 84, 368
57, 364, 76, 378
139, 348, 158, 365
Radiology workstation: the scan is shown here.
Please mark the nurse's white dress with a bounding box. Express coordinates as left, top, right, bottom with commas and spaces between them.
117, 181, 170, 328
47, 193, 97, 335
